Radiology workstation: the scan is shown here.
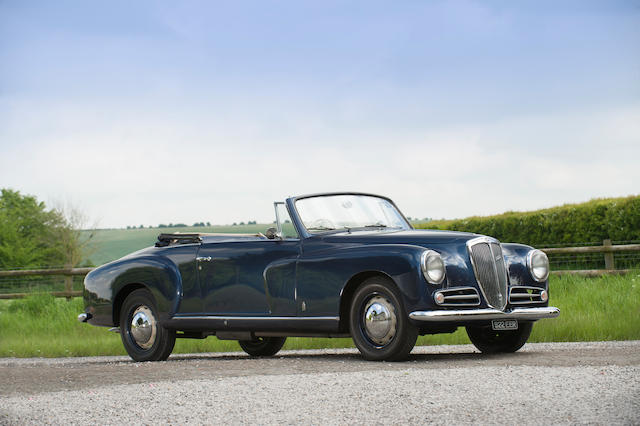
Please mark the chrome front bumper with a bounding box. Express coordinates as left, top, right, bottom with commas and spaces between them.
409, 306, 560, 322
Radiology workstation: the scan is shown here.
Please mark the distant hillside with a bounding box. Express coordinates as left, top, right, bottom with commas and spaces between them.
84, 195, 640, 266
83, 223, 271, 266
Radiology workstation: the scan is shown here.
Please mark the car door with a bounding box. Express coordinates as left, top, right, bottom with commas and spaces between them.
197, 239, 300, 315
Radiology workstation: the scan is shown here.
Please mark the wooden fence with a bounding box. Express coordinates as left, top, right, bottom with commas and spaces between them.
0, 267, 92, 300
543, 239, 640, 277
0, 240, 638, 299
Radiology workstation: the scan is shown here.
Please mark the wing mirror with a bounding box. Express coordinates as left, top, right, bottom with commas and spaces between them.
265, 227, 281, 240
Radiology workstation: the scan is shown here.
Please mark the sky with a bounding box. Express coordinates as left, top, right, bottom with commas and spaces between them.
1, 1, 639, 228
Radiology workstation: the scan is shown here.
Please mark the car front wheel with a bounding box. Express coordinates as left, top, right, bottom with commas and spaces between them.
349, 277, 418, 361
239, 337, 287, 357
120, 288, 176, 362
465, 322, 533, 353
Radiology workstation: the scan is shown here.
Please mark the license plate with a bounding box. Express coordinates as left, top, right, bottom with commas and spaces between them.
491, 319, 518, 331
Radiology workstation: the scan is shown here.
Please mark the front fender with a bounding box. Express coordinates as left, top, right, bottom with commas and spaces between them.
296, 244, 429, 316
501, 242, 549, 289
83, 255, 182, 327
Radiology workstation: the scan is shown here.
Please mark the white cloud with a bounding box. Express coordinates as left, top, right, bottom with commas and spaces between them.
2, 97, 638, 227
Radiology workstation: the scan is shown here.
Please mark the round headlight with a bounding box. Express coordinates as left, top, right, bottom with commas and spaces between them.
421, 250, 445, 285
528, 249, 549, 282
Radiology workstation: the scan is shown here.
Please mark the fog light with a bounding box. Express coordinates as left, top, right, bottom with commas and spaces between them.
540, 290, 548, 302
434, 291, 445, 305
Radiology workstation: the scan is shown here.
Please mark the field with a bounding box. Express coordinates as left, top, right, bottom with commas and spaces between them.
1, 272, 638, 358
84, 224, 272, 266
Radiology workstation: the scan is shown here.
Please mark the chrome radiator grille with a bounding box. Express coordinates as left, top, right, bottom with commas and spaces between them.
467, 237, 508, 310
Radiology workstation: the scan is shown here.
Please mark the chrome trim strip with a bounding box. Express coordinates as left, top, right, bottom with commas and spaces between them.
509, 286, 547, 304
172, 315, 340, 322
444, 295, 481, 300
434, 286, 481, 307
409, 307, 560, 322
438, 286, 478, 293
436, 302, 481, 308
510, 294, 544, 299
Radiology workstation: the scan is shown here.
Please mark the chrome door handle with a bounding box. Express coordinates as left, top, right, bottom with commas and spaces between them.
196, 256, 212, 262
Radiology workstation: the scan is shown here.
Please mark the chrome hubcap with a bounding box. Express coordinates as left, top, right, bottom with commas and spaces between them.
130, 306, 157, 349
363, 296, 397, 346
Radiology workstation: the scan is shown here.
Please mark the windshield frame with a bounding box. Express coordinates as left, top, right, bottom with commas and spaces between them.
288, 192, 413, 237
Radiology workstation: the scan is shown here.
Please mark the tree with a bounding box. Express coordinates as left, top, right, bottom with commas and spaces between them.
0, 189, 86, 269
50, 200, 96, 268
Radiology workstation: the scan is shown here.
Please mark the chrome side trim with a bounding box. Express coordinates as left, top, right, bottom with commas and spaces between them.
409, 307, 560, 322
172, 315, 340, 322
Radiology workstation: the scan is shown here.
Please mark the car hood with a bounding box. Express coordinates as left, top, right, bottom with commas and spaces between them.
319, 228, 481, 246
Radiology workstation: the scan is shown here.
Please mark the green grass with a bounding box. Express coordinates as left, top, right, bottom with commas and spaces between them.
1, 272, 638, 357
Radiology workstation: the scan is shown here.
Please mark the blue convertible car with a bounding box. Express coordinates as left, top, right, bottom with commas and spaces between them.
79, 193, 559, 361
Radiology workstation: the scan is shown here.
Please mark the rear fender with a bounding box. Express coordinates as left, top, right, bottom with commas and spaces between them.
84, 255, 182, 326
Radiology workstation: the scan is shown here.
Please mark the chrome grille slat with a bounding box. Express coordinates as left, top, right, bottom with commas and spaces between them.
510, 293, 539, 299
445, 295, 478, 300
491, 243, 508, 303
467, 237, 508, 311
509, 286, 546, 305
434, 287, 480, 307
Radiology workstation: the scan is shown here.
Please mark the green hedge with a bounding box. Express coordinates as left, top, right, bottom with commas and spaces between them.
415, 195, 640, 247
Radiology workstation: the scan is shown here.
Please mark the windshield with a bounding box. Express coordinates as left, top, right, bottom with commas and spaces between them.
295, 194, 410, 233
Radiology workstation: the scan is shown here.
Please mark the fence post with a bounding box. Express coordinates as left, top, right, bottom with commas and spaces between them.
603, 239, 615, 270
64, 263, 73, 301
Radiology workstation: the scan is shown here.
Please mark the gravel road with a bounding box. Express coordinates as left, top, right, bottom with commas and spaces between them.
1, 341, 639, 425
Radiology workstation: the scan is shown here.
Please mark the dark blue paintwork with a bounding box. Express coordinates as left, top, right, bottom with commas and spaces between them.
82, 193, 548, 336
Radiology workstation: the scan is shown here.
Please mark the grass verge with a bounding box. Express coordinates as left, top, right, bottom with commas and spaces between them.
1, 272, 638, 357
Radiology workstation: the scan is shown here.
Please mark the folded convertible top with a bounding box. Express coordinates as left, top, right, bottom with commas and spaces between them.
155, 233, 203, 247
155, 232, 268, 247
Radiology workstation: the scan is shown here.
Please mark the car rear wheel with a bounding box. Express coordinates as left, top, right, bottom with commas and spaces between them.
238, 337, 287, 357
120, 289, 176, 362
465, 322, 533, 353
349, 277, 418, 361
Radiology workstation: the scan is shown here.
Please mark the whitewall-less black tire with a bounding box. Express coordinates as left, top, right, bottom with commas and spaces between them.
238, 337, 287, 357
120, 288, 176, 362
349, 277, 418, 361
466, 322, 533, 353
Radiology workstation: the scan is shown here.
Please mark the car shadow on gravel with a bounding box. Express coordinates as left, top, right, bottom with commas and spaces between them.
164, 350, 536, 365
